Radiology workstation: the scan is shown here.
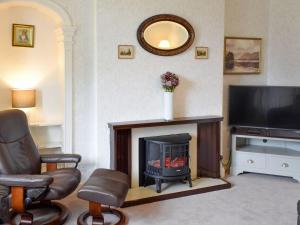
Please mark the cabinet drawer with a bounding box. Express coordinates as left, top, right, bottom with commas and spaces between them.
235, 152, 266, 169
269, 156, 300, 172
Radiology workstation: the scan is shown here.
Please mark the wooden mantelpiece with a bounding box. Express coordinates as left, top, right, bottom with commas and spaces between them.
108, 116, 222, 129
109, 116, 223, 186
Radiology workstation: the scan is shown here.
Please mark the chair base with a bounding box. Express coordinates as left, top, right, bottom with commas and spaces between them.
77, 207, 126, 225
10, 201, 69, 225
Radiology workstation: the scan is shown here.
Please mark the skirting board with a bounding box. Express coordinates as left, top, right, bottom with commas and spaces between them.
122, 178, 231, 208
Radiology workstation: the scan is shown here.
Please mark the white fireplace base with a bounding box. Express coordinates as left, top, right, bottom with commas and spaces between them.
126, 177, 227, 202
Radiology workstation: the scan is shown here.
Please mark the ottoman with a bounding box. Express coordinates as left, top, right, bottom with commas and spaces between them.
77, 169, 130, 225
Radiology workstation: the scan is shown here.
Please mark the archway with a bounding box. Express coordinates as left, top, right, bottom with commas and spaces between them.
0, 0, 75, 153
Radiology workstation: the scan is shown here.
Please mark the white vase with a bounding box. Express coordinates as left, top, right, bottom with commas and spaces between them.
163, 92, 174, 120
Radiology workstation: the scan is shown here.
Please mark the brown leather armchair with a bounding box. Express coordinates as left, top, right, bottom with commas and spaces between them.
0, 109, 81, 225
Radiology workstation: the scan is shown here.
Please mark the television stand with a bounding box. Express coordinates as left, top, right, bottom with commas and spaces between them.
230, 127, 300, 182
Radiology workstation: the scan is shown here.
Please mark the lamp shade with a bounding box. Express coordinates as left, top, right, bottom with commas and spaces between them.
12, 89, 36, 108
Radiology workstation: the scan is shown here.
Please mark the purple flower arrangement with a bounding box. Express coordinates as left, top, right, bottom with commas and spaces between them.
161, 72, 179, 92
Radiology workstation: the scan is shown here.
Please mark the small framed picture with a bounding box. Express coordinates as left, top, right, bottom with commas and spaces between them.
195, 47, 208, 59
118, 45, 134, 59
12, 24, 35, 48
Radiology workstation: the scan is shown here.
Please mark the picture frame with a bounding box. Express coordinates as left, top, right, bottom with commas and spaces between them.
224, 37, 262, 75
12, 24, 35, 48
118, 45, 134, 59
195, 47, 208, 59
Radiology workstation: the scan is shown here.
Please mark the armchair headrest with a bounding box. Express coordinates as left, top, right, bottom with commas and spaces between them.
0, 109, 29, 143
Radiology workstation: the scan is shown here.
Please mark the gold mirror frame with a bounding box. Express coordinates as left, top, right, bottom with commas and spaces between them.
137, 14, 195, 56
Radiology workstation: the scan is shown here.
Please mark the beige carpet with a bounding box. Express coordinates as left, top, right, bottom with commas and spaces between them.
62, 173, 300, 225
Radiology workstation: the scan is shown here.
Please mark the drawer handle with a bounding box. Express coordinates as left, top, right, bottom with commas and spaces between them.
247, 159, 254, 164
282, 163, 289, 168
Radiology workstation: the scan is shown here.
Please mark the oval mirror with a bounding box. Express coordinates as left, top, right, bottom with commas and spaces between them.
137, 14, 195, 56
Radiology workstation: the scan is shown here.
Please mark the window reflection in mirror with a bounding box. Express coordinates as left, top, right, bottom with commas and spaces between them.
143, 21, 189, 50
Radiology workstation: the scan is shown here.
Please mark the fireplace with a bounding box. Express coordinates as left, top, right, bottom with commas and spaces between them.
139, 133, 192, 193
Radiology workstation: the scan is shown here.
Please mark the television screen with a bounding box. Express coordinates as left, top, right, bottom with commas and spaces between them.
229, 86, 300, 130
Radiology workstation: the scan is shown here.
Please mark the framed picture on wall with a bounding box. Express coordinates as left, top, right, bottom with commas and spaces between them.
195, 47, 208, 59
118, 45, 134, 59
12, 24, 35, 48
224, 37, 262, 75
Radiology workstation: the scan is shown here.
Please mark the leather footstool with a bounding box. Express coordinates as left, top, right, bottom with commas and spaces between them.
77, 169, 129, 225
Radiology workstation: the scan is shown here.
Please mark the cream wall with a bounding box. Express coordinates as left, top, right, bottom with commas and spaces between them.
223, 0, 270, 167
0, 6, 63, 122
267, 0, 300, 86
223, 0, 300, 169
52, 0, 98, 177
0, 0, 98, 179
97, 0, 225, 168
1, 0, 299, 179
0, 0, 227, 178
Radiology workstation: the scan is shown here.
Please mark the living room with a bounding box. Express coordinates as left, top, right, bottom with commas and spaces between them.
0, 0, 299, 224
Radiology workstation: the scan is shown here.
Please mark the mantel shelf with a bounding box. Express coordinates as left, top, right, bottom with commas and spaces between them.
108, 115, 223, 130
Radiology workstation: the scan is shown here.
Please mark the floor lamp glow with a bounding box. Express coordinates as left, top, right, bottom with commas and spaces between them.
12, 89, 36, 121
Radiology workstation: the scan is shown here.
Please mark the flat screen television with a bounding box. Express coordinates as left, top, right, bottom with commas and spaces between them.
229, 85, 300, 130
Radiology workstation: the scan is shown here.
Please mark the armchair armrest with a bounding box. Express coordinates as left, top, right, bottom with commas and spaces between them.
40, 154, 81, 165
0, 175, 53, 188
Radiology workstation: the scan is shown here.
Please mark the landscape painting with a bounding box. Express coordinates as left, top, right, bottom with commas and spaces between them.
118, 45, 134, 59
224, 37, 261, 74
195, 47, 208, 59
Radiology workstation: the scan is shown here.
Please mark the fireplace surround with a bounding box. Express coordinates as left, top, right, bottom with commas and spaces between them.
142, 133, 192, 193
109, 116, 224, 186
108, 116, 232, 207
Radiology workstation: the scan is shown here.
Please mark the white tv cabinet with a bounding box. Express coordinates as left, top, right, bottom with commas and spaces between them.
231, 127, 300, 182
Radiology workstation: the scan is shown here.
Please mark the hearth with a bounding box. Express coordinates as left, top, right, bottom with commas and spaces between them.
141, 133, 192, 193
